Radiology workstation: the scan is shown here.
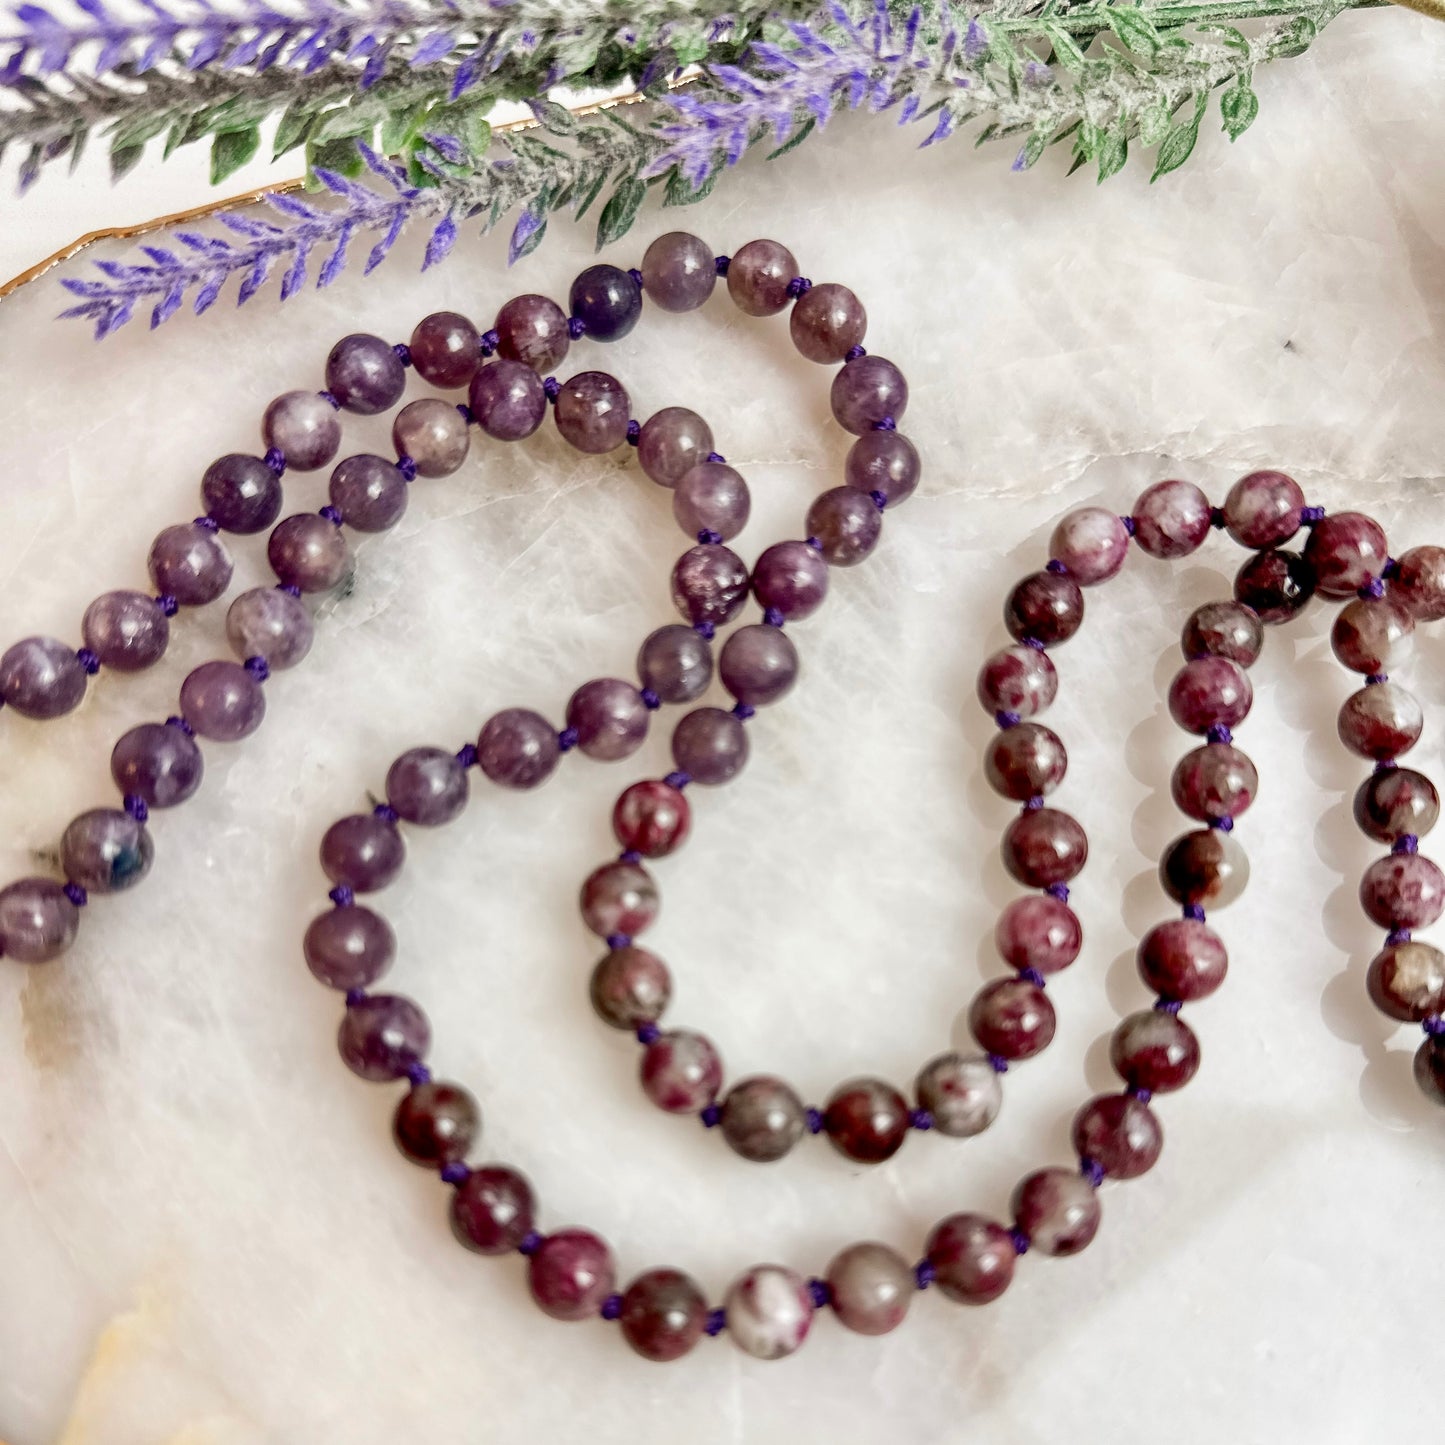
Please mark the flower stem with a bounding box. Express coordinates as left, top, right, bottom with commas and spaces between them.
1002, 0, 1387, 33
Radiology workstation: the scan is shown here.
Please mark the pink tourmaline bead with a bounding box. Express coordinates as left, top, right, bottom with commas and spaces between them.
913, 1052, 1002, 1137
724, 1265, 813, 1359
180, 660, 265, 741
565, 678, 649, 761
751, 541, 829, 621
1110, 1010, 1200, 1092
1302, 511, 1388, 599
555, 371, 631, 453
673, 461, 750, 541
977, 644, 1058, 720
325, 333, 405, 414
719, 624, 798, 707
1049, 507, 1129, 585
1332, 598, 1413, 675
720, 1076, 807, 1162
0, 637, 87, 719
994, 894, 1082, 974
671, 543, 750, 628
1160, 829, 1249, 909
262, 391, 340, 471
640, 1029, 722, 1113
790, 282, 867, 364
1131, 479, 1212, 559
320, 814, 405, 892
267, 513, 349, 594
970, 977, 1055, 1059
385, 747, 469, 827
528, 1229, 616, 1322
619, 1268, 708, 1361
640, 231, 716, 313
304, 905, 395, 990
925, 1213, 1016, 1304
985, 722, 1067, 801
824, 1242, 913, 1335
580, 860, 658, 938
1222, 470, 1305, 549
1413, 1038, 1445, 1106
1170, 743, 1258, 822
823, 1077, 910, 1162
337, 993, 429, 1081
469, 359, 546, 441
1338, 683, 1422, 760
1393, 545, 1445, 622
451, 1166, 535, 1255
1366, 941, 1445, 1022
0, 878, 79, 963
612, 780, 690, 858
494, 293, 569, 372
672, 706, 749, 785
149, 522, 233, 606
110, 722, 203, 807
637, 407, 714, 489
1072, 1094, 1163, 1179
844, 431, 919, 507
589, 946, 671, 1029
409, 310, 482, 388
1359, 853, 1445, 930
1234, 548, 1316, 624
476, 708, 560, 790
1137, 919, 1228, 1001
392, 399, 469, 478
1012, 1167, 1100, 1256
393, 1081, 478, 1167
726, 239, 797, 317
1001, 808, 1088, 887
82, 590, 168, 673
1353, 768, 1439, 843
1181, 601, 1264, 667
60, 807, 152, 893
1167, 657, 1253, 733
1004, 571, 1084, 646
830, 355, 907, 434
805, 487, 882, 567
226, 587, 312, 670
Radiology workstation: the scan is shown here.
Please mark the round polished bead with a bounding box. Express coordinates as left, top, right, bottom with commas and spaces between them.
1181, 601, 1264, 667
328, 454, 409, 533
1130, 479, 1212, 559
637, 407, 714, 489
565, 678, 649, 761
825, 1242, 912, 1336
1366, 940, 1445, 1022
262, 390, 341, 471
619, 1269, 708, 1362
580, 860, 658, 937
226, 587, 313, 671
1138, 918, 1228, 1001
1360, 853, 1445, 930
0, 636, 87, 719
790, 282, 867, 363
494, 293, 569, 372
569, 264, 641, 342
267, 514, 349, 594
672, 706, 749, 785
148, 522, 233, 606
589, 945, 671, 1030
0, 879, 78, 963
1222, 470, 1305, 549
319, 814, 405, 893
977, 644, 1058, 720
720, 1076, 806, 1162
337, 993, 430, 1081
1073, 1094, 1162, 1179
392, 398, 470, 478
1110, 1010, 1200, 1092
844, 430, 920, 507
1001, 808, 1088, 888
1338, 683, 1422, 760
201, 453, 282, 534
641, 232, 716, 313
1168, 657, 1253, 733
1354, 768, 1439, 844
823, 1077, 909, 1163
60, 808, 152, 894
528, 1229, 616, 1322
985, 722, 1066, 801
111, 722, 203, 808
726, 239, 798, 317
1049, 507, 1129, 585
830, 355, 908, 435
451, 1166, 536, 1255
640, 1029, 722, 1113
925, 1214, 1016, 1304
1171, 744, 1258, 822
1413, 1037, 1445, 1106
304, 904, 395, 990
180, 660, 265, 742
670, 544, 749, 628
637, 625, 712, 704
1233, 548, 1315, 624
325, 333, 405, 414
1004, 570, 1084, 646
673, 461, 750, 541
994, 894, 1082, 974
914, 1052, 1002, 1137
476, 708, 560, 790
1302, 511, 1388, 599
1332, 598, 1413, 675
612, 781, 690, 858
1012, 1168, 1100, 1256
409, 310, 482, 388
554, 371, 630, 453
719, 625, 798, 707
752, 541, 829, 621
82, 591, 168, 673
970, 977, 1055, 1059
394, 1081, 478, 1167
1160, 829, 1249, 909
1393, 545, 1445, 622
386, 747, 468, 826
724, 1265, 814, 1360
469, 359, 546, 441
806, 487, 882, 566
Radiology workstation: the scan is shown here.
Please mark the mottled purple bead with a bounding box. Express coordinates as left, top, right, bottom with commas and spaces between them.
1393, 545, 1445, 623
392, 398, 470, 478
320, 813, 404, 893
262, 391, 341, 471
994, 894, 1082, 974
82, 591, 168, 673
267, 513, 349, 594
914, 1052, 1002, 1138
394, 1081, 478, 1167
566, 678, 649, 761
325, 333, 405, 414
806, 486, 882, 566
1131, 479, 1212, 559
672, 706, 749, 785
226, 587, 313, 671
1339, 683, 1422, 761
641, 232, 716, 313
385, 746, 468, 826
1181, 601, 1264, 667
977, 644, 1058, 720
180, 660, 265, 742
830, 354, 908, 435
60, 808, 153, 893
724, 1265, 813, 1360
824, 1078, 910, 1163
1222, 470, 1305, 549
1332, 598, 1413, 675
409, 310, 482, 389
1049, 506, 1129, 585
338, 992, 429, 1081
752, 540, 829, 621
985, 722, 1066, 801
451, 1166, 535, 1255
1110, 1010, 1200, 1092
494, 293, 569, 372
1159, 829, 1249, 909
0, 878, 79, 964
719, 624, 798, 707
969, 977, 1055, 1060
845, 430, 920, 506
1171, 743, 1258, 822
590, 945, 671, 1029
1073, 1094, 1162, 1179
637, 625, 712, 704
1001, 808, 1088, 887
825, 1242, 912, 1336
673, 461, 750, 541
1302, 510, 1388, 599
328, 454, 409, 533
790, 282, 867, 364
619, 1268, 708, 1362
1233, 548, 1315, 624
569, 264, 641, 342
1167, 657, 1253, 733
720, 1076, 806, 1162
1138, 918, 1228, 1001
555, 371, 631, 453
110, 722, 203, 808
670, 543, 749, 628
1413, 1037, 1445, 1107
637, 407, 714, 489
640, 1029, 722, 1113
1353, 767, 1438, 844
201, 453, 282, 534
469, 359, 546, 441
925, 1214, 1016, 1304
1366, 940, 1445, 1022
726, 239, 798, 317
304, 904, 395, 990
1004, 570, 1084, 646
148, 522, 233, 606
1012, 1168, 1101, 1256
580, 859, 658, 938
529, 1228, 616, 1322
476, 708, 560, 789
1360, 853, 1445, 930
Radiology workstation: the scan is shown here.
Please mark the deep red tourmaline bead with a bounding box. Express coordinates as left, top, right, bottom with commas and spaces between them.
1011, 1168, 1101, 1256
1221, 470, 1304, 549
985, 723, 1067, 800
925, 1213, 1016, 1305
619, 1268, 709, 1362
1359, 854, 1445, 930
1233, 549, 1315, 624
589, 946, 671, 1029
1353, 768, 1439, 844
579, 860, 659, 938
612, 780, 691, 859
1180, 600, 1264, 667
1366, 941, 1445, 1022
1171, 744, 1258, 822
393, 1081, 479, 1167
639, 1029, 722, 1113
976, 644, 1058, 720
1167, 657, 1253, 733
823, 1077, 910, 1163
1302, 511, 1388, 599
1137, 918, 1228, 1001
1110, 1010, 1200, 1092
1001, 808, 1088, 887
1393, 545, 1445, 622
1160, 829, 1249, 909
1331, 598, 1413, 675
994, 894, 1082, 974
969, 977, 1056, 1059
528, 1229, 617, 1321
450, 1166, 535, 1255
1072, 1094, 1163, 1179
1004, 571, 1084, 646
1338, 684, 1423, 761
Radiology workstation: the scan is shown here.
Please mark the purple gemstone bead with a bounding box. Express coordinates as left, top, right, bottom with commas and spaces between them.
791, 282, 867, 364
111, 722, 204, 808
476, 708, 561, 789
451, 1166, 536, 1255
392, 399, 470, 478
329, 454, 409, 533
640, 232, 716, 313
267, 514, 349, 594
1222, 470, 1305, 549
555, 371, 631, 453
1049, 506, 1129, 586
1353, 767, 1439, 843
670, 543, 749, 628
494, 293, 570, 373
640, 1029, 723, 1113
1160, 829, 1250, 909
619, 1268, 708, 1362
1167, 657, 1253, 733
1001, 808, 1088, 887
1131, 479, 1212, 559
409, 310, 482, 389
320, 814, 405, 892
726, 239, 798, 317
970, 977, 1055, 1060
82, 591, 169, 673
637, 407, 714, 489
1171, 744, 1258, 822
569, 264, 642, 342
338, 992, 430, 1081
590, 945, 672, 1029
304, 904, 395, 990
1073, 1094, 1163, 1179
805, 486, 882, 566
225, 587, 313, 671
719, 624, 799, 707
1138, 918, 1228, 1001
823, 1077, 910, 1163
180, 660, 265, 742
148, 522, 233, 607
995, 894, 1082, 974
985, 722, 1067, 801
1181, 601, 1264, 667
469, 360, 547, 441
1, 638, 91, 722
386, 746, 469, 826
566, 678, 649, 761
262, 391, 341, 471
1360, 853, 1445, 930
1233, 549, 1315, 624
326, 333, 406, 414
925, 1214, 1016, 1304
1338, 682, 1422, 760
201, 453, 283, 534
672, 706, 749, 785
1394, 545, 1445, 622
1331, 598, 1413, 675
1413, 1037, 1445, 1107
637, 625, 713, 704
720, 1075, 806, 1162
845, 431, 920, 507
0, 878, 79, 963
723, 1264, 813, 1360
394, 1081, 479, 1167
914, 1052, 1002, 1138
612, 780, 690, 858
1302, 510, 1388, 599
529, 1230, 617, 1322
580, 859, 659, 938
977, 644, 1058, 720
1012, 1168, 1101, 1257
830, 354, 908, 435
825, 1242, 912, 1336
1366, 941, 1445, 1022
752, 540, 829, 622
1111, 1010, 1200, 1092
1004, 571, 1084, 646
60, 808, 153, 893
673, 461, 750, 541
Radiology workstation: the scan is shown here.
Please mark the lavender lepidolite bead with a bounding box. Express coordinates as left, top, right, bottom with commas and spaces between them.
268, 514, 349, 594
149, 522, 233, 606
845, 431, 919, 506
338, 992, 430, 1081
640, 1029, 722, 1113
1160, 829, 1249, 909
726, 239, 797, 317
619, 1268, 708, 1362
1001, 808, 1088, 887
1167, 657, 1253, 733
320, 814, 404, 892
1359, 854, 1445, 929
1222, 469, 1305, 549
325, 333, 405, 414
1413, 1038, 1445, 1107
590, 945, 671, 1029
0, 637, 85, 719
995, 894, 1082, 974
1131, 479, 1212, 559
392, 399, 470, 478
495, 293, 570, 372
201, 453, 282, 534
555, 371, 631, 453
925, 1214, 1016, 1304
580, 860, 659, 938
0, 879, 78, 963
1354, 767, 1439, 843
672, 707, 749, 785
1111, 1010, 1200, 1093
329, 454, 409, 533
671, 544, 749, 628
824, 1077, 910, 1162
1338, 683, 1422, 760
977, 644, 1058, 720
529, 1229, 616, 1321
830, 354, 908, 435
451, 1166, 535, 1255
724, 1265, 813, 1360
970, 977, 1055, 1059
477, 708, 560, 789
720, 1076, 806, 1162
825, 1242, 913, 1336
637, 408, 714, 488
263, 391, 341, 471
180, 660, 265, 741
385, 746, 468, 826
720, 625, 798, 707
985, 722, 1066, 801
673, 461, 750, 541
82, 591, 168, 672
569, 264, 642, 342
641, 232, 716, 313
1073, 1094, 1162, 1179
1012, 1167, 1101, 1256
226, 588, 313, 670
1394, 545, 1445, 622
1182, 601, 1264, 667
1234, 549, 1315, 624
752, 541, 829, 621
60, 808, 153, 893
790, 282, 867, 364
469, 360, 546, 441
1302, 510, 1387, 599
1171, 743, 1258, 822
806, 487, 881, 567
566, 678, 649, 761
1366, 940, 1445, 1021
409, 310, 482, 389
1005, 570, 1084, 646
111, 722, 203, 807
1137, 918, 1228, 1001
1049, 507, 1129, 586
394, 1081, 478, 1167
638, 625, 712, 704
914, 1052, 1002, 1137
1332, 598, 1413, 675
304, 905, 395, 989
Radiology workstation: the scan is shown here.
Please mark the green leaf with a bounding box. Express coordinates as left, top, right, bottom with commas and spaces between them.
1220, 76, 1259, 141
110, 110, 171, 150
1267, 14, 1316, 58
312, 100, 385, 144
572, 168, 609, 219
1106, 5, 1161, 57
595, 175, 646, 249
405, 149, 439, 189
513, 212, 548, 261
1137, 101, 1170, 147
273, 98, 318, 159
1151, 105, 1203, 182
1097, 126, 1128, 182
308, 135, 365, 182
1200, 22, 1251, 55
673, 32, 709, 64
766, 116, 816, 160
210, 125, 260, 185
530, 98, 578, 136
109, 141, 145, 182
379, 100, 426, 156
663, 164, 719, 207
1040, 21, 1087, 70
163, 121, 188, 160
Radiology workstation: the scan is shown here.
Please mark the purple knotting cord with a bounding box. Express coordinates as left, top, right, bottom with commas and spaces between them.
607, 932, 632, 951
1423, 1015, 1445, 1037
807, 1277, 830, 1309
625, 419, 640, 446
319, 504, 343, 526
1206, 724, 1233, 746
1025, 795, 1045, 812
987, 1053, 1009, 1074
480, 329, 500, 355
700, 1103, 722, 1128
640, 688, 661, 711
1383, 556, 1400, 580
557, 726, 579, 752
440, 1162, 469, 1185
566, 316, 586, 340
344, 988, 366, 1007
600, 1293, 623, 1321
762, 608, 785, 628
1300, 505, 1326, 525
279, 584, 302, 599
517, 1231, 543, 1257
329, 885, 355, 908
913, 1259, 936, 1290
123, 794, 149, 823
664, 770, 691, 790
619, 850, 642, 866
1183, 903, 1206, 922
1008, 1228, 1031, 1256
872, 415, 896, 432
697, 529, 723, 546
456, 743, 478, 769
76, 647, 100, 675
244, 655, 270, 683
1210, 816, 1235, 832
845, 344, 867, 361
374, 803, 399, 824
1154, 998, 1183, 1014
996, 710, 1021, 729
909, 1108, 933, 1131
1019, 967, 1046, 988
1366, 672, 1388, 686
1080, 1157, 1106, 1189
705, 451, 726, 464
63, 882, 88, 907
805, 535, 824, 551
635, 1021, 660, 1045
732, 702, 756, 721
1127, 1085, 1153, 1104
1386, 928, 1412, 946
804, 1107, 825, 1134
1022, 636, 1047, 652
1121, 515, 1137, 536
392, 342, 411, 367
1210, 507, 1226, 529
319, 390, 340, 410
404, 1062, 431, 1087
704, 1307, 727, 1336
694, 620, 716, 641
194, 514, 219, 533
713, 255, 730, 276
1375, 759, 1398, 773
397, 455, 418, 483
156, 594, 180, 617
1393, 834, 1419, 855
786, 276, 812, 298
1045, 883, 1069, 902
165, 713, 193, 734
543, 376, 561, 401
1359, 578, 1386, 600
627, 268, 644, 288
456, 402, 474, 425
264, 447, 287, 475
1045, 558, 1068, 575
869, 489, 888, 512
